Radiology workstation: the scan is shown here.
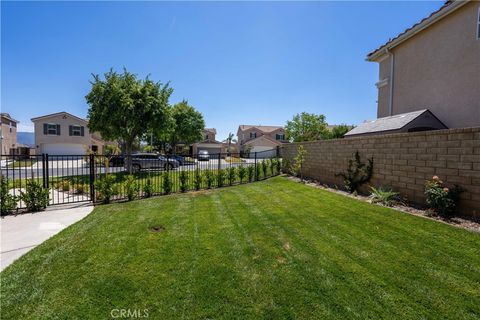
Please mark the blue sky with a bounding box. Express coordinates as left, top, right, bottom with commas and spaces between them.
1, 1, 443, 140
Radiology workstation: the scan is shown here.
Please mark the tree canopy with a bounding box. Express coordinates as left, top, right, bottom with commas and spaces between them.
168, 100, 205, 150
326, 124, 355, 139
85, 68, 173, 171
285, 112, 329, 142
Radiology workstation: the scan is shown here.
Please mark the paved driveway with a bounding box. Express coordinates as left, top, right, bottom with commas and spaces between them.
0, 204, 93, 271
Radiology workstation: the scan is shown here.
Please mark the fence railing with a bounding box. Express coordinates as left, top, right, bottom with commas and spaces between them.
1, 148, 282, 214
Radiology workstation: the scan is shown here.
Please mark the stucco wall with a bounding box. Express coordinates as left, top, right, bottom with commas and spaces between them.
376, 1, 480, 128
281, 127, 480, 217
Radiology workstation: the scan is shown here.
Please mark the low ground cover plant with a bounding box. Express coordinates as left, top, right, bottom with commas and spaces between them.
370, 186, 401, 207
336, 151, 373, 193
20, 179, 49, 212
425, 175, 463, 218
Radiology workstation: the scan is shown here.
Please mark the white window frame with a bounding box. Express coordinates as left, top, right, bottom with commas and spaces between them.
71, 125, 82, 136
276, 133, 285, 141
47, 123, 58, 135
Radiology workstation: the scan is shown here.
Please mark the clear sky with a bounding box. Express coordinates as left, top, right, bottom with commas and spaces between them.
1, 1, 443, 140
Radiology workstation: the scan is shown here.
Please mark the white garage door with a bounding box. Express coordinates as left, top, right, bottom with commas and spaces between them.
250, 146, 277, 158
42, 143, 86, 155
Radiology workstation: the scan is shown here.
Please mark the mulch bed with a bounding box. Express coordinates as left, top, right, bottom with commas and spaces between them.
287, 176, 480, 233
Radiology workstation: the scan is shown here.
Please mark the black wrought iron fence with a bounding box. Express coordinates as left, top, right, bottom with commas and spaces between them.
0, 147, 282, 213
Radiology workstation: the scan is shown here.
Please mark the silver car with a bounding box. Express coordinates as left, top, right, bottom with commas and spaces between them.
128, 153, 180, 172
197, 150, 210, 161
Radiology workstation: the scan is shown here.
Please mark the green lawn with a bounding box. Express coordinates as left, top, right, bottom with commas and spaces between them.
1, 177, 479, 319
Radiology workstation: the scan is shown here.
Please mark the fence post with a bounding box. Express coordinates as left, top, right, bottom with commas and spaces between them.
42, 153, 46, 188
89, 153, 95, 203
45, 154, 49, 188
254, 152, 257, 181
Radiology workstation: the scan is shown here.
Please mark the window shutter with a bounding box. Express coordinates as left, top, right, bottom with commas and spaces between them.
69, 125, 73, 136
81, 126, 85, 136
43, 123, 47, 135
56, 124, 61, 135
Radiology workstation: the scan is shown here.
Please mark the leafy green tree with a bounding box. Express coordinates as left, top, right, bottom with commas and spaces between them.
168, 100, 205, 153
325, 124, 354, 139
285, 112, 329, 142
85, 68, 173, 172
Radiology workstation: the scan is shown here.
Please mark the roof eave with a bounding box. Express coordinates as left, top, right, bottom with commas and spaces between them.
367, 0, 467, 62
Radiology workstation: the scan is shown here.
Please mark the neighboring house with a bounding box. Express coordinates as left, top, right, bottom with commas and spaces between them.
366, 0, 480, 131
31, 111, 111, 155
191, 128, 226, 155
237, 125, 286, 156
0, 113, 18, 155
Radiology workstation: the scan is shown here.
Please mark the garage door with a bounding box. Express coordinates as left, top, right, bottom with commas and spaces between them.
42, 143, 86, 155
197, 147, 222, 156
251, 146, 277, 158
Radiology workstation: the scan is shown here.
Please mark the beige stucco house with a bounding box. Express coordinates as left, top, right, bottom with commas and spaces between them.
0, 113, 18, 155
237, 125, 286, 156
31, 111, 110, 155
368, 0, 480, 129
191, 128, 226, 155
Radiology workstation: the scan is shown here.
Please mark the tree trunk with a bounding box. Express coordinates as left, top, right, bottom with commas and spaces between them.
125, 141, 133, 173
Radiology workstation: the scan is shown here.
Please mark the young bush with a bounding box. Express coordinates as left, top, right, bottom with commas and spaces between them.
57, 180, 70, 192
227, 167, 237, 185
194, 168, 202, 191
217, 169, 226, 187
247, 165, 255, 182
261, 160, 268, 178
1, 176, 17, 215
180, 171, 189, 193
238, 165, 246, 183
425, 176, 463, 218
73, 183, 86, 194
20, 179, 49, 212
162, 172, 173, 195
143, 178, 154, 198
205, 169, 214, 189
270, 159, 276, 175
291, 145, 307, 180
370, 186, 401, 207
255, 163, 261, 181
336, 151, 373, 193
94, 174, 116, 204
125, 175, 139, 201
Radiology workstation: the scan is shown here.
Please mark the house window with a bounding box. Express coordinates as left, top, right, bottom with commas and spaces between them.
276, 134, 285, 141
205, 134, 209, 140
69, 125, 84, 136
44, 123, 60, 135
250, 132, 257, 139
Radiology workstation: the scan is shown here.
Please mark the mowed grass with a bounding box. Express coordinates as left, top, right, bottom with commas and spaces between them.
1, 177, 479, 319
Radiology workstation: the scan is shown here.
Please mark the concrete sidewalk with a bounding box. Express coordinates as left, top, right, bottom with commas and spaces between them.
1, 204, 93, 271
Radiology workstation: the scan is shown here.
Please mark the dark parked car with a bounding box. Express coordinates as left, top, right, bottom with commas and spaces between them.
109, 155, 125, 167
127, 153, 180, 172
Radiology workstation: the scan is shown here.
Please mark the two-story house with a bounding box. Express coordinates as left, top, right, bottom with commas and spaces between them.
31, 111, 110, 155
0, 113, 18, 155
346, 0, 480, 137
191, 128, 226, 155
237, 125, 286, 156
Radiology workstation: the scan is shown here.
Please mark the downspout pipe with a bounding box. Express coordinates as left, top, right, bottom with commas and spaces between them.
387, 49, 394, 116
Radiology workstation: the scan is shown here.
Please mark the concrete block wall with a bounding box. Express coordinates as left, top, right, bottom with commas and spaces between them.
282, 127, 480, 217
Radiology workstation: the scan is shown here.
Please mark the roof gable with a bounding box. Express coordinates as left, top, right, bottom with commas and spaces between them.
238, 125, 283, 134
31, 111, 88, 124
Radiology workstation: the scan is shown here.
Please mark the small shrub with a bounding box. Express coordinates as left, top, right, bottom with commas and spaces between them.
125, 175, 139, 201
370, 186, 401, 207
58, 180, 70, 192
335, 151, 373, 193
73, 183, 86, 194
291, 145, 307, 180
425, 176, 463, 218
238, 165, 246, 183
255, 163, 261, 181
227, 167, 237, 185
205, 169, 214, 189
261, 160, 268, 178
1, 176, 17, 215
270, 159, 276, 175
194, 168, 202, 191
180, 171, 189, 193
163, 172, 173, 195
143, 178, 154, 198
217, 169, 226, 187
20, 179, 49, 212
94, 174, 116, 204
247, 166, 254, 182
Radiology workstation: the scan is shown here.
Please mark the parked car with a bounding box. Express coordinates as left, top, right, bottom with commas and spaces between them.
109, 155, 124, 167
170, 155, 185, 165
197, 150, 210, 161
127, 153, 180, 172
